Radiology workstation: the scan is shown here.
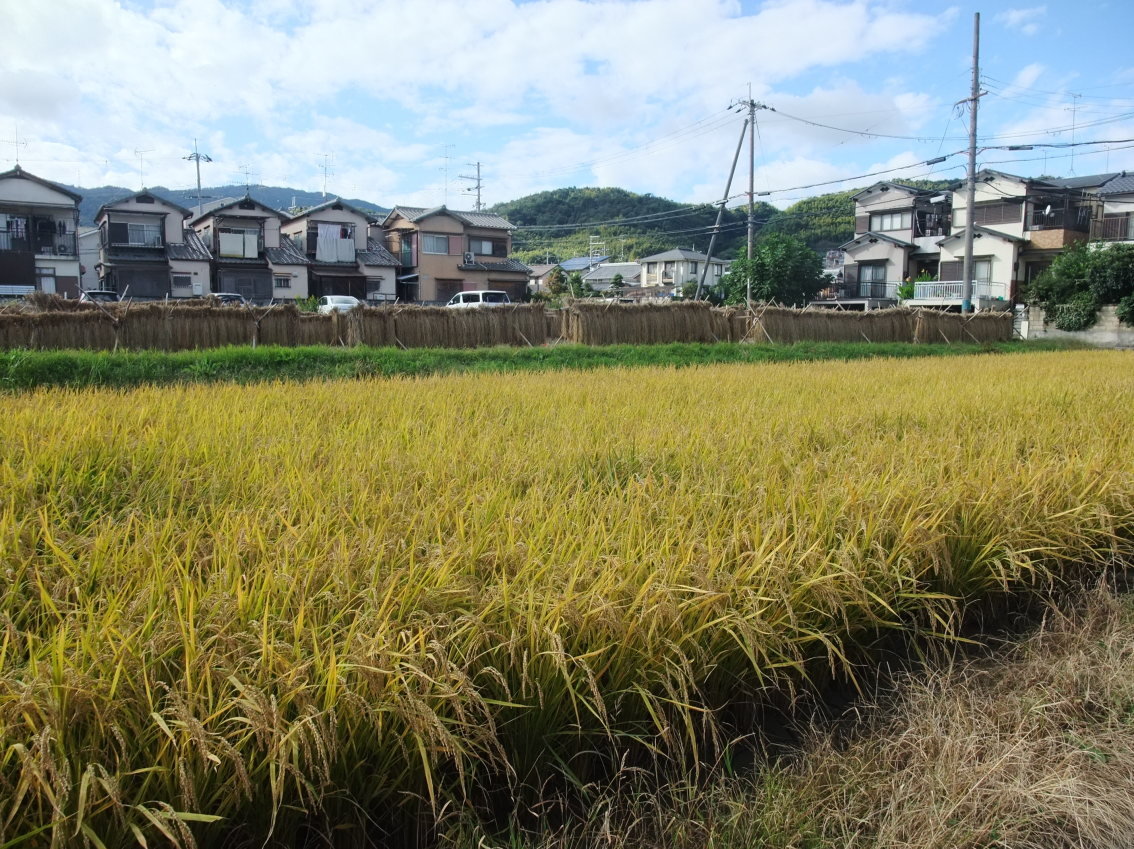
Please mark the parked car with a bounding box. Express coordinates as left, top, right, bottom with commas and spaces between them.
317, 295, 362, 314
207, 292, 249, 307
446, 290, 512, 308
78, 290, 119, 303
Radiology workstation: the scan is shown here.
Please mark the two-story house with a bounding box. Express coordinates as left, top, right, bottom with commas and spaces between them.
1089, 173, 1134, 244
638, 249, 727, 293
381, 205, 530, 303
914, 169, 1112, 309
0, 166, 82, 298
834, 182, 951, 309
280, 198, 399, 302
94, 191, 212, 299
188, 196, 309, 302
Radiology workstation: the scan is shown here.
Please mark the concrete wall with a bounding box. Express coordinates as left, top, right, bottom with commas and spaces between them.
1025, 305, 1134, 348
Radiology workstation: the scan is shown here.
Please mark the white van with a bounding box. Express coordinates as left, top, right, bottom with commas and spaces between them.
445, 290, 512, 308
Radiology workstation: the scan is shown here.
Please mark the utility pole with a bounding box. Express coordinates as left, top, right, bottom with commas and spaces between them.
961, 11, 982, 315
695, 118, 749, 300
458, 162, 484, 211
319, 153, 334, 198
183, 139, 212, 217
730, 93, 768, 303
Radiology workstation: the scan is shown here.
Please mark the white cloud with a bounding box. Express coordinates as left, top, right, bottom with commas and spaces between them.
995, 6, 1046, 36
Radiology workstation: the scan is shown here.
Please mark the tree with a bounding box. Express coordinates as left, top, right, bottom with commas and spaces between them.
546, 266, 567, 296
610, 273, 624, 297
717, 233, 826, 306
1028, 242, 1134, 330
566, 271, 586, 298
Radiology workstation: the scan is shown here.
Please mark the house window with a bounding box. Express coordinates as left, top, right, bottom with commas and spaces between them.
274, 275, 291, 289
689, 261, 698, 276
171, 274, 192, 289
35, 266, 55, 291
712, 264, 722, 277
218, 227, 259, 258
422, 233, 450, 254
469, 237, 506, 257
973, 258, 991, 285
859, 263, 887, 283
869, 210, 912, 232
662, 261, 675, 279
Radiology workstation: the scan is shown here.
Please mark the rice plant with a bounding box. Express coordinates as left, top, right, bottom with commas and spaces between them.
0, 349, 1132, 847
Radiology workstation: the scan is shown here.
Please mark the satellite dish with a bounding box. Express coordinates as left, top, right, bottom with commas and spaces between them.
1043, 204, 1052, 216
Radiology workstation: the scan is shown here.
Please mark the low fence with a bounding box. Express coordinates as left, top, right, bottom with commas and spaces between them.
0, 298, 1013, 351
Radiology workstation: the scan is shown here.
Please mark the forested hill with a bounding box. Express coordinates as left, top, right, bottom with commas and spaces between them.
492, 187, 778, 263
493, 181, 955, 263
67, 184, 388, 226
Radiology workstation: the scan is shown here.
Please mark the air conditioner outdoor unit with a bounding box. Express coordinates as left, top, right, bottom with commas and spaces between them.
463, 252, 476, 265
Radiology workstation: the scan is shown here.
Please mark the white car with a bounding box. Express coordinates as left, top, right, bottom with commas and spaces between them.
446, 290, 512, 308
317, 295, 362, 314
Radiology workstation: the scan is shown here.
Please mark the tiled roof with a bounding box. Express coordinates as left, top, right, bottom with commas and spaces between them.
637, 248, 727, 263
264, 239, 310, 266
527, 264, 557, 277
215, 256, 269, 266
97, 190, 193, 222
936, 225, 1024, 245
559, 255, 610, 271
189, 195, 287, 225
286, 197, 381, 223
584, 262, 642, 283
1099, 173, 1134, 196
1044, 173, 1120, 190
384, 205, 516, 230
166, 229, 212, 261
459, 258, 531, 274
851, 181, 923, 201
358, 239, 399, 267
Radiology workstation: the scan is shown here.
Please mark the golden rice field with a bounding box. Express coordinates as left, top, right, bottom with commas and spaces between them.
2, 349, 1133, 848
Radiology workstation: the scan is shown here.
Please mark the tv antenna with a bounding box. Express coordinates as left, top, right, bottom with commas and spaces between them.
319, 152, 334, 197
3, 124, 27, 165
183, 138, 213, 216
134, 147, 154, 189
458, 161, 484, 211
439, 143, 454, 205
236, 163, 258, 194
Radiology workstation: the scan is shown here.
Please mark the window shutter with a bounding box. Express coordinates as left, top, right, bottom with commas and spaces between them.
843, 264, 858, 284
855, 215, 870, 234
449, 235, 462, 255
493, 240, 507, 258
307, 229, 317, 254
939, 261, 962, 281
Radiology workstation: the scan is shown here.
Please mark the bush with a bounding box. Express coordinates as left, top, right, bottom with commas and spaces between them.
1117, 294, 1134, 326
1053, 291, 1101, 331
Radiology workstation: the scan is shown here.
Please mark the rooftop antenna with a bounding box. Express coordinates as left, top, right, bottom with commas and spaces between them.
458, 161, 484, 211
3, 123, 27, 165
134, 147, 154, 190
440, 143, 454, 205
183, 138, 213, 217
1066, 92, 1082, 175
319, 153, 334, 197
237, 163, 257, 194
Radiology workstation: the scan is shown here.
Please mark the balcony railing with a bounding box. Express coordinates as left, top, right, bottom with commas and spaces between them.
1089, 216, 1133, 242
913, 281, 998, 300
1026, 208, 1089, 232
0, 232, 77, 256
857, 282, 899, 299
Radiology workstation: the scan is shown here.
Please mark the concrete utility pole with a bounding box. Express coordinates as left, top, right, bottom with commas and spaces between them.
961, 12, 982, 314
730, 93, 768, 303
695, 118, 748, 300
183, 139, 212, 217
459, 162, 484, 211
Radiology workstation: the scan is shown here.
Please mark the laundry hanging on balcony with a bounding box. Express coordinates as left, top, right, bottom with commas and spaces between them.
315, 223, 355, 262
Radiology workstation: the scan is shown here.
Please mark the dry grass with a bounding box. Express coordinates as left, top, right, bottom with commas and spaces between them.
0, 349, 1132, 847
526, 581, 1134, 849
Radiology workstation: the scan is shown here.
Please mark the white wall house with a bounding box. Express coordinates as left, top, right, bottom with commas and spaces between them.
638, 249, 726, 292
0, 166, 82, 297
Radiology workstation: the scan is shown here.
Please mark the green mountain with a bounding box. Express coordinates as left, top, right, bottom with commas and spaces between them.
491, 187, 779, 263
65, 184, 389, 226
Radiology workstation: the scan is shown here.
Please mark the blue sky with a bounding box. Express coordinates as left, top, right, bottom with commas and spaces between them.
4, 0, 1134, 213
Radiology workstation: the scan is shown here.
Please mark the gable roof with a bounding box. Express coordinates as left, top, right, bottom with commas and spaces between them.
1043, 172, 1120, 191
583, 262, 642, 283
637, 248, 727, 263
188, 195, 287, 224
840, 231, 914, 251
0, 165, 82, 203
936, 225, 1024, 246
96, 190, 192, 222
851, 181, 924, 202
286, 196, 379, 224
382, 204, 516, 230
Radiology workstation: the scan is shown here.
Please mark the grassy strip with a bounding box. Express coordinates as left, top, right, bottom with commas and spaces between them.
0, 338, 1082, 390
